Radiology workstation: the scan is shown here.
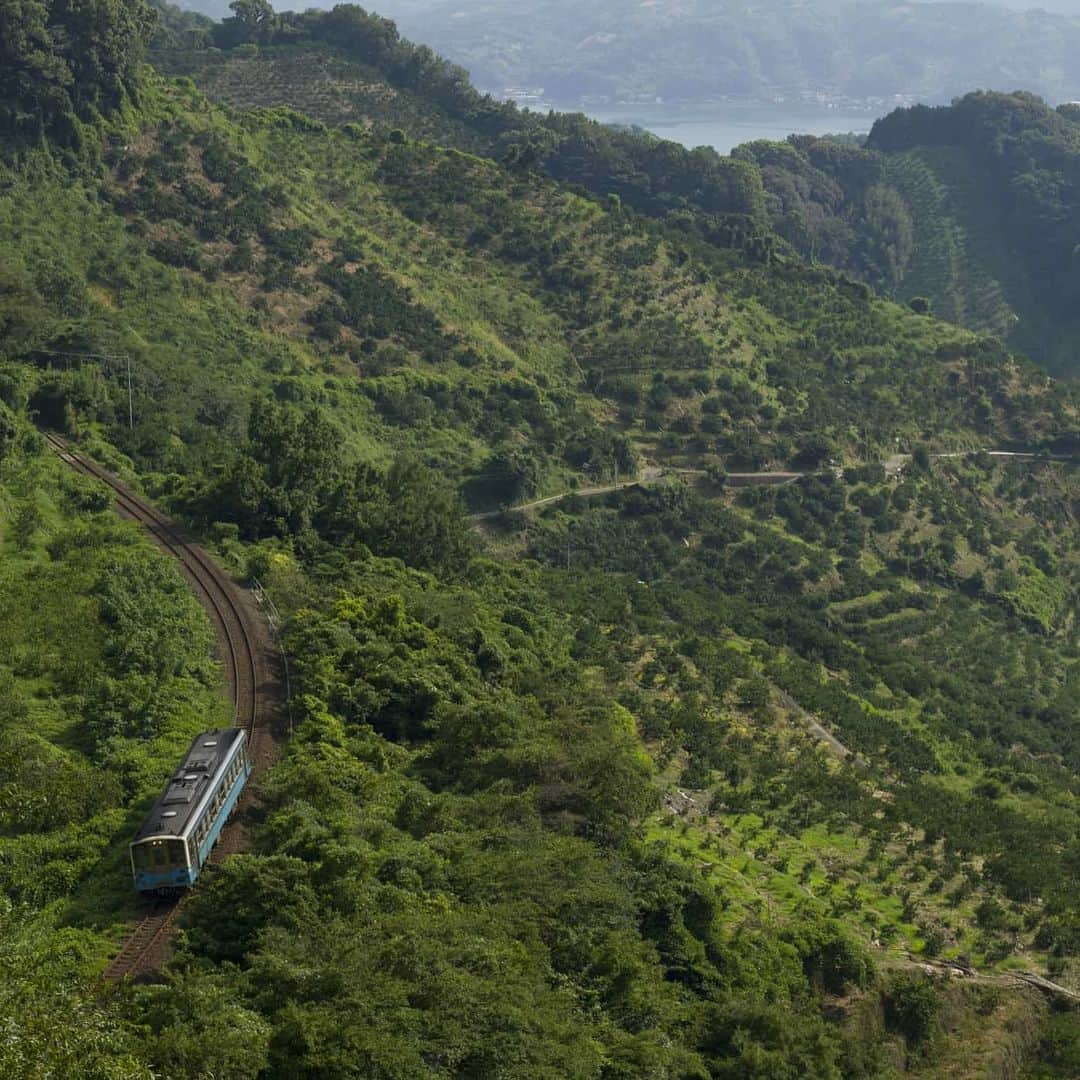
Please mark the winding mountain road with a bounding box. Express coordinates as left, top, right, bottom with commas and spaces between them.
472, 447, 1073, 522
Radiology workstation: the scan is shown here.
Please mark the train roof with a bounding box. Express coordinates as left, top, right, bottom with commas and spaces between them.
133, 728, 245, 843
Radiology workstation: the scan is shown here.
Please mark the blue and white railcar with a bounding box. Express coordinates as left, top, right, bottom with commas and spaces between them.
130, 728, 252, 894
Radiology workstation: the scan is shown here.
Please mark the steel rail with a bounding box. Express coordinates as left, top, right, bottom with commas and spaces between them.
42, 433, 258, 737
43, 432, 263, 981
101, 898, 181, 983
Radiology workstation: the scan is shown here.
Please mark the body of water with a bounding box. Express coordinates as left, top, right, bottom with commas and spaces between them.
584, 104, 880, 155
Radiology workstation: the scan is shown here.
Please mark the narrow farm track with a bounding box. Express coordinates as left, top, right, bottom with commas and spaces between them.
43, 433, 283, 982
472, 448, 1076, 524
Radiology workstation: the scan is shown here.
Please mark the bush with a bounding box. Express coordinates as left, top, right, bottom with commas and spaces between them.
883, 973, 943, 1052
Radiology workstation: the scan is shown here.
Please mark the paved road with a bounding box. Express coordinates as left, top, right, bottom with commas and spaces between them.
473, 447, 1073, 522
471, 480, 642, 521
471, 466, 800, 521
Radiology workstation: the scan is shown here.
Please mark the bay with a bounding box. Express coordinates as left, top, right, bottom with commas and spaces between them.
583, 103, 881, 155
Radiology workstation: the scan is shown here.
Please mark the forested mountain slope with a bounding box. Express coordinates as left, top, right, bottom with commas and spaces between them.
739, 92, 1080, 378
3, 1, 1080, 1077
150, 1, 767, 222
151, 8, 1080, 379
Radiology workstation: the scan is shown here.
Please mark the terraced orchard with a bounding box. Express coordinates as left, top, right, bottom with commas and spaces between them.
155, 43, 488, 149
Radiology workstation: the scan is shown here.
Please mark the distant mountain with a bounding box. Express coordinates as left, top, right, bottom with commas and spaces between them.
926, 0, 1080, 11
175, 0, 1080, 108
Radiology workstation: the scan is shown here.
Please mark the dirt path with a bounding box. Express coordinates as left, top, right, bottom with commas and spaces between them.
474, 447, 1073, 522
775, 689, 855, 761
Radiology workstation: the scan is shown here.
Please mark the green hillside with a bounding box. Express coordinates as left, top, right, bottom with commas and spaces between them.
157, 16, 1080, 380
740, 92, 1080, 378
3, 2, 1080, 1077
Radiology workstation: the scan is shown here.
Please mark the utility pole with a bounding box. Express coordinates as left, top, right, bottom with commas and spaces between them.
126, 354, 134, 430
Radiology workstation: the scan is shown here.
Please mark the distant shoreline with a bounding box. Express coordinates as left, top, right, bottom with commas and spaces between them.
570, 101, 882, 154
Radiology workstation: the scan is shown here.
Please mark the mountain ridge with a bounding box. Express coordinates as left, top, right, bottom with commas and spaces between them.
264, 0, 1080, 108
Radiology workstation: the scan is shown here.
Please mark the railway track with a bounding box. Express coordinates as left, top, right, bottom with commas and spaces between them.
101, 898, 181, 983
43, 433, 258, 738
44, 432, 269, 982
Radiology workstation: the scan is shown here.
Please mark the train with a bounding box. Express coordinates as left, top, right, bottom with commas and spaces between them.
129, 728, 251, 894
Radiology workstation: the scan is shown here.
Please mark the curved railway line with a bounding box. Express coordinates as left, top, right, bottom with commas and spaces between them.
43, 433, 273, 982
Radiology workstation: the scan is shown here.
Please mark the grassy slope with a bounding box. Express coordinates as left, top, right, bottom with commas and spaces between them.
159, 38, 1080, 380
4, 75, 1071, 499
2, 82, 1077, 951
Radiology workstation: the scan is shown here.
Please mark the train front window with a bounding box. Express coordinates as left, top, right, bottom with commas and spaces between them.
135, 840, 187, 871
166, 840, 187, 868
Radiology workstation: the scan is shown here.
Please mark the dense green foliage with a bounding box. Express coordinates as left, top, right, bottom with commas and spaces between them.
1, 1, 1080, 1074
137, 554, 888, 1077
0, 420, 228, 1075
0, 0, 155, 141
151, 2, 766, 222
157, 13, 1080, 381
740, 92, 1080, 377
